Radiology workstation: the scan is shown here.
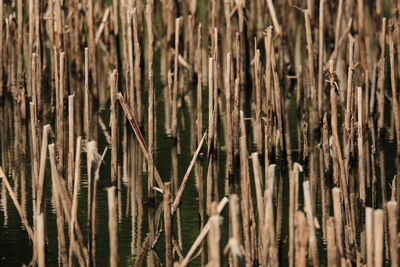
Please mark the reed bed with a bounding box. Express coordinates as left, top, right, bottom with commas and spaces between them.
0, 0, 399, 266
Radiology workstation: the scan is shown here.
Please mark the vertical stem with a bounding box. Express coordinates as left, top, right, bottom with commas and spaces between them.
357, 87, 366, 208
254, 48, 262, 153
374, 209, 384, 267
68, 95, 75, 193
295, 211, 308, 267
332, 188, 345, 264
377, 18, 386, 138
58, 52, 65, 175
303, 181, 319, 266
171, 17, 181, 140
87, 0, 98, 102
36, 213, 45, 267
49, 144, 69, 267
196, 24, 202, 145
389, 20, 400, 154
148, 64, 154, 200
0, 0, 3, 97
207, 215, 223, 266
84, 48, 90, 141
107, 186, 119, 267
111, 70, 118, 185
163, 182, 172, 267
317, 0, 325, 114
366, 207, 374, 267
36, 125, 50, 214
387, 201, 398, 267
304, 10, 317, 135
326, 217, 337, 267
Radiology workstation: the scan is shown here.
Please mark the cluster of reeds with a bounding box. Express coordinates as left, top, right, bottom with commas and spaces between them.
0, 0, 399, 266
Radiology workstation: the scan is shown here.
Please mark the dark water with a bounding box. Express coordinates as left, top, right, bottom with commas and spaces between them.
0, 71, 398, 267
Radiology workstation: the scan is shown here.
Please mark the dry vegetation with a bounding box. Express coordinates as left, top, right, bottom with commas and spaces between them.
0, 0, 399, 266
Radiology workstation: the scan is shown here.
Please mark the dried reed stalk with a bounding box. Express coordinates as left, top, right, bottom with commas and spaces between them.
0, 167, 34, 241
374, 209, 384, 267
116, 93, 164, 191
36, 213, 45, 267
84, 48, 90, 141
357, 87, 366, 208
388, 20, 400, 154
107, 186, 119, 267
68, 137, 86, 267
317, 0, 325, 114
387, 201, 398, 267
68, 95, 75, 193
87, 0, 98, 102
377, 18, 386, 138
49, 144, 69, 266
207, 215, 223, 266
303, 181, 319, 266
181, 197, 228, 267
171, 132, 206, 214
110, 70, 118, 185
366, 207, 374, 267
171, 17, 181, 140
163, 182, 172, 267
